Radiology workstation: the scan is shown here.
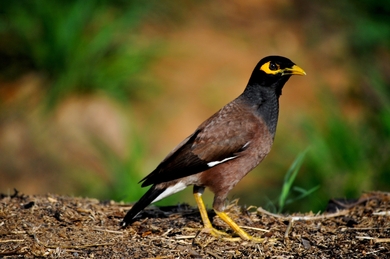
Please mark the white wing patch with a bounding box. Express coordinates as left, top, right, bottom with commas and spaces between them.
242, 141, 251, 149
207, 156, 237, 167
152, 181, 187, 203
206, 141, 250, 168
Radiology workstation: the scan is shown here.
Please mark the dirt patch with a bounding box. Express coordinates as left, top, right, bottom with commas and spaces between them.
1, 191, 389, 258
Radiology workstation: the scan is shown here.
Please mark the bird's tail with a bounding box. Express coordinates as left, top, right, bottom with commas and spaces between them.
121, 185, 164, 227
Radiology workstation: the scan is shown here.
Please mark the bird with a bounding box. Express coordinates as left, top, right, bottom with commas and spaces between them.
122, 55, 306, 242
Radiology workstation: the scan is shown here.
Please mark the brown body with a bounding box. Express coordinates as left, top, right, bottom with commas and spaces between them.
154, 97, 274, 211
195, 99, 274, 211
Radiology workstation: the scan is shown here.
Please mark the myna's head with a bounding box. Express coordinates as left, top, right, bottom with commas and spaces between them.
248, 56, 306, 87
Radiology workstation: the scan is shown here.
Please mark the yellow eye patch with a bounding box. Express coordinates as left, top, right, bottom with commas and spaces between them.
259, 61, 281, 75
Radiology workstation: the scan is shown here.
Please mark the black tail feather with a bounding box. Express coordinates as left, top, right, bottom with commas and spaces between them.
121, 185, 165, 227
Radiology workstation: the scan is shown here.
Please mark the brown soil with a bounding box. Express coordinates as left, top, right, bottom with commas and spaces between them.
1, 191, 389, 258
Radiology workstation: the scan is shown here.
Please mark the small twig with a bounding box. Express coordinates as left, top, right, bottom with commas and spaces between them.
257, 207, 290, 219
355, 236, 390, 243
372, 211, 390, 216
256, 244, 263, 255
240, 225, 270, 232
175, 235, 196, 239
284, 220, 294, 239
374, 238, 390, 243
10, 230, 27, 234
93, 228, 123, 234
366, 250, 381, 255
32, 233, 41, 245
246, 205, 258, 211
44, 243, 115, 249
161, 228, 173, 236
346, 227, 390, 231
356, 236, 375, 240
257, 208, 349, 239
0, 239, 25, 243
175, 240, 193, 245
257, 207, 349, 221
144, 256, 171, 259
0, 248, 27, 256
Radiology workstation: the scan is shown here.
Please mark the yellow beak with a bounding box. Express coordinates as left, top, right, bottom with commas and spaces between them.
284, 65, 306, 76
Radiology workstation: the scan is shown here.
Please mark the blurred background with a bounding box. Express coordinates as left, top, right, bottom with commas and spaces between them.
0, 0, 389, 213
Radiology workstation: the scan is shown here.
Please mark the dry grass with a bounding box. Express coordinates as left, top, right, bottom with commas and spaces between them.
1, 191, 389, 258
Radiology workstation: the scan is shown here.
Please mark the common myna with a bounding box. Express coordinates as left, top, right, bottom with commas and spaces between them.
122, 56, 306, 241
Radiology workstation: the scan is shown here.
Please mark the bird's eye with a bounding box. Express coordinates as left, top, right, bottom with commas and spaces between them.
269, 62, 278, 71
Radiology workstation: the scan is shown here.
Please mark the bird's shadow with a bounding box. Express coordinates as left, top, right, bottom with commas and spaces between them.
128, 203, 215, 223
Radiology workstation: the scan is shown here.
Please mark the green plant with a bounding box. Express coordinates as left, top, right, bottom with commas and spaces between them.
277, 149, 319, 213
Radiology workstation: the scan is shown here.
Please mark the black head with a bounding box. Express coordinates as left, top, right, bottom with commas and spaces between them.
248, 56, 306, 86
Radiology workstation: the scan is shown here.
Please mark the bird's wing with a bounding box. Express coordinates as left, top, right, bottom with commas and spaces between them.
140, 103, 258, 187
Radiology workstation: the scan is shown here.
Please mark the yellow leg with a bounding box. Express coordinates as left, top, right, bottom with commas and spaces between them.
193, 193, 230, 237
215, 211, 264, 242
193, 192, 264, 242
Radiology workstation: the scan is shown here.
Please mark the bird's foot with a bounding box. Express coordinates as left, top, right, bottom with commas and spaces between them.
244, 235, 266, 243
184, 226, 231, 238
201, 226, 231, 237
192, 192, 268, 242
198, 226, 240, 242
200, 226, 265, 242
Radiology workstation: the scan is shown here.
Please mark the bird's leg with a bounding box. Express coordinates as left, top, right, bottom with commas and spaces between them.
193, 186, 231, 238
193, 186, 265, 242
214, 210, 265, 242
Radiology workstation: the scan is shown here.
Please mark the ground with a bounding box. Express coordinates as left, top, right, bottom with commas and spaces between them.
1, 191, 389, 258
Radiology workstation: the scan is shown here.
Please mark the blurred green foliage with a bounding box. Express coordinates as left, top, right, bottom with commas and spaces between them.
0, 0, 161, 203
0, 0, 157, 108
283, 0, 390, 212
